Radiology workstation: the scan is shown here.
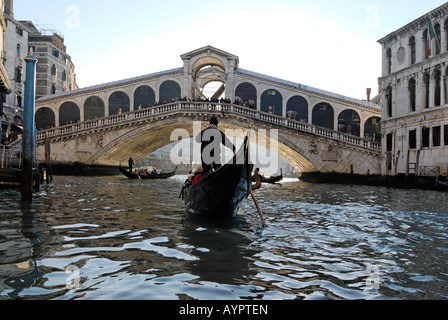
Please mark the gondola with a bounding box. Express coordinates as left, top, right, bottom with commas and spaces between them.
257, 169, 283, 184
181, 132, 253, 218
119, 165, 176, 180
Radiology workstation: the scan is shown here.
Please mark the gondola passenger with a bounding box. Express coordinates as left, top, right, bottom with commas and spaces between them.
192, 166, 203, 184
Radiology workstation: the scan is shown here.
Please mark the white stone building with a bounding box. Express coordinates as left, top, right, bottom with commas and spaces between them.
378, 3, 448, 178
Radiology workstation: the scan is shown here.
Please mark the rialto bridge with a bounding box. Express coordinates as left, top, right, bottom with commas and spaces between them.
34, 46, 382, 174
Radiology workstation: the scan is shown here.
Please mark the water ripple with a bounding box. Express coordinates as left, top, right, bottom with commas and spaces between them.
1, 176, 448, 300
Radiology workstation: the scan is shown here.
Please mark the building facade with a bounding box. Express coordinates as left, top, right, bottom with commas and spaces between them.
378, 3, 448, 177
0, 0, 11, 143
2, 3, 30, 139
1, 0, 78, 143
24, 21, 78, 99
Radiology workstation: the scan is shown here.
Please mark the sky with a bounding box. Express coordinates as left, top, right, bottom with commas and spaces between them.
12, 0, 448, 100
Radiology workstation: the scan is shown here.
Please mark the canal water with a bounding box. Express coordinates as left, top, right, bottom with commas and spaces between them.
0, 175, 448, 300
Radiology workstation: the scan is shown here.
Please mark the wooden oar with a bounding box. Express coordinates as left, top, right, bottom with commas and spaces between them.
251, 168, 267, 228
250, 190, 267, 228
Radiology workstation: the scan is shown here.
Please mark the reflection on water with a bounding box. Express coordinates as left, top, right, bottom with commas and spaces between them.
1, 175, 448, 300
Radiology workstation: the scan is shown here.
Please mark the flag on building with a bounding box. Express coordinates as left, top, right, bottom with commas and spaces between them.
427, 16, 437, 57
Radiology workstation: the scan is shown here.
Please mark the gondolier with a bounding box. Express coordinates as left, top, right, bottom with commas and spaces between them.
195, 117, 236, 174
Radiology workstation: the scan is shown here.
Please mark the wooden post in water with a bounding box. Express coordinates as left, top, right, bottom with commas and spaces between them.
21, 49, 38, 201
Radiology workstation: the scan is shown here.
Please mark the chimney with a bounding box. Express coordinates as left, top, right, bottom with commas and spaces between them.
4, 0, 13, 17
366, 88, 372, 102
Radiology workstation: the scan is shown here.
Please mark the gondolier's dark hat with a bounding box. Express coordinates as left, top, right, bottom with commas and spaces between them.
210, 117, 218, 125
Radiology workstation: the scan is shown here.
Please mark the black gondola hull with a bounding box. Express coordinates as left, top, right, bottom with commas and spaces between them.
119, 166, 176, 180
183, 133, 253, 219
184, 163, 253, 218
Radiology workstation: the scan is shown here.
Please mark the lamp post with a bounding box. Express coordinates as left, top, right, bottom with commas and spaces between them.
21, 49, 38, 201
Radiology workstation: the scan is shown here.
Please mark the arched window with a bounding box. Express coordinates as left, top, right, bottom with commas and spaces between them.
59, 102, 80, 126
261, 89, 282, 116
386, 48, 392, 74
84, 96, 105, 121
134, 85, 155, 109
409, 36, 416, 65
16, 44, 20, 58
409, 78, 416, 112
35, 107, 56, 130
286, 95, 308, 122
62, 70, 67, 82
159, 80, 181, 104
109, 91, 130, 115
435, 23, 441, 55
312, 103, 334, 130
338, 109, 361, 137
51, 64, 56, 76
235, 82, 257, 109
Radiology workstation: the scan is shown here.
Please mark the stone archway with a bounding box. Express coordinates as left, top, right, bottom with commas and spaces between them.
181, 46, 239, 100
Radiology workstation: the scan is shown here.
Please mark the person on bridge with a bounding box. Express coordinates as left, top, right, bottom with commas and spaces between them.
195, 117, 236, 174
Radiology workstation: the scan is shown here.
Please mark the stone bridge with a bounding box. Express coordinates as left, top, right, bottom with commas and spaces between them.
36, 101, 382, 175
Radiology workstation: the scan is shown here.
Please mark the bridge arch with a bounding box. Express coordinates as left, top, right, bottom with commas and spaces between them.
159, 80, 181, 103
191, 55, 228, 79
286, 95, 309, 122
36, 107, 55, 130
312, 102, 334, 130
59, 101, 80, 126
261, 89, 283, 116
87, 118, 318, 173
364, 116, 381, 142
338, 109, 361, 137
235, 82, 257, 109
109, 91, 130, 115
134, 85, 156, 109
84, 96, 105, 121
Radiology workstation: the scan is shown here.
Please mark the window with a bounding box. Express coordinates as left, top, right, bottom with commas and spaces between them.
433, 126, 441, 147
16, 26, 23, 36
386, 86, 393, 117
434, 70, 441, 107
422, 127, 430, 148
386, 133, 393, 152
51, 64, 56, 76
14, 66, 22, 83
435, 24, 441, 55
386, 48, 392, 74
409, 129, 416, 149
444, 125, 448, 146
423, 74, 430, 108
409, 78, 416, 111
409, 36, 416, 65
16, 44, 21, 58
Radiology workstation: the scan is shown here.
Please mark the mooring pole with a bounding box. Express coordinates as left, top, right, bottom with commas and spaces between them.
21, 49, 38, 201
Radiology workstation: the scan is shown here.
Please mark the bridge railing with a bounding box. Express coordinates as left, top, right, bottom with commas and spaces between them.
36, 101, 381, 151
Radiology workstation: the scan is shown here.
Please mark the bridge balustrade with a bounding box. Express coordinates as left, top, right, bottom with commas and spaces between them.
36, 101, 381, 151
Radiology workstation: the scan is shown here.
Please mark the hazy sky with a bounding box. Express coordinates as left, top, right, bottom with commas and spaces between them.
13, 0, 448, 100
